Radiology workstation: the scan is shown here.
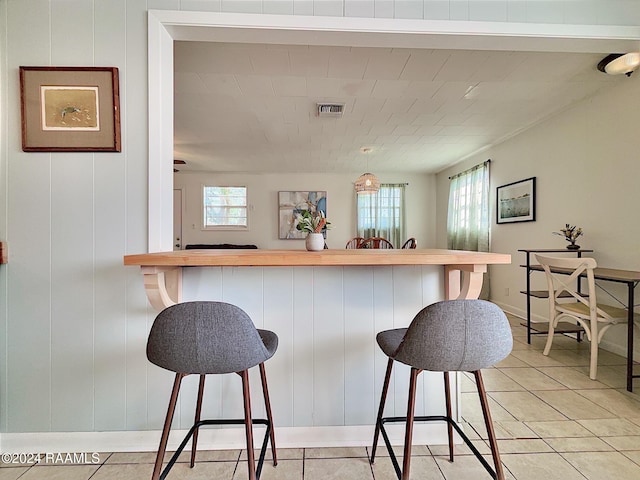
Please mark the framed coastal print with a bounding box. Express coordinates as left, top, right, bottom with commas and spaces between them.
20, 66, 121, 152
496, 177, 536, 224
278, 191, 327, 239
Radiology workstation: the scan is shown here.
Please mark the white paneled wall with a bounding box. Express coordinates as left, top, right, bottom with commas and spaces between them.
179, 264, 445, 429
0, 0, 637, 449
169, 0, 640, 24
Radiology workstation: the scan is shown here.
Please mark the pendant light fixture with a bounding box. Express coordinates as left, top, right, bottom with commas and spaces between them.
597, 53, 640, 77
354, 172, 380, 194
354, 147, 380, 194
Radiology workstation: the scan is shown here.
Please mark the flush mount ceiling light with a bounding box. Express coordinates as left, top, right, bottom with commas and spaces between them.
597, 53, 640, 77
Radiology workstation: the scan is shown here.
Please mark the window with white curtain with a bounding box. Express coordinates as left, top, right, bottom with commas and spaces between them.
447, 161, 490, 252
356, 183, 406, 248
447, 160, 490, 297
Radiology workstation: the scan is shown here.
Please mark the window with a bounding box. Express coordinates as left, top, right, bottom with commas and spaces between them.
356, 184, 406, 248
447, 161, 490, 299
203, 186, 248, 229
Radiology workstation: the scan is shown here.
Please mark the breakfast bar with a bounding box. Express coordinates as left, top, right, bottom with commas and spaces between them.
124, 249, 510, 448
124, 249, 511, 310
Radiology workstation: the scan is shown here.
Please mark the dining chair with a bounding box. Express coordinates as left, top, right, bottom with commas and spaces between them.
345, 237, 364, 249
535, 254, 631, 380
401, 238, 417, 249
371, 300, 512, 480
359, 237, 394, 249
146, 301, 278, 480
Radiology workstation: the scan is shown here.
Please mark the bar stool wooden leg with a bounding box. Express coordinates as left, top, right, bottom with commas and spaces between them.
371, 358, 394, 463
152, 373, 184, 480
241, 370, 257, 480
443, 372, 454, 462
474, 370, 505, 480
402, 367, 420, 480
259, 362, 278, 466
190, 374, 206, 468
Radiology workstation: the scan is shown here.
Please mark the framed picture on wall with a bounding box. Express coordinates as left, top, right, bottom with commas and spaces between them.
496, 177, 536, 224
278, 191, 327, 239
20, 66, 121, 152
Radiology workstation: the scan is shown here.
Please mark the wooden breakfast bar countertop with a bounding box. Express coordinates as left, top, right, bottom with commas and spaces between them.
124, 249, 511, 311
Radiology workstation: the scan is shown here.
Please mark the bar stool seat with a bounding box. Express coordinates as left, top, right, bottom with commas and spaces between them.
146, 301, 278, 480
371, 299, 513, 480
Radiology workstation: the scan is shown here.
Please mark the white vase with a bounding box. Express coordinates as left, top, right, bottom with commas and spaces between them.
305, 233, 325, 251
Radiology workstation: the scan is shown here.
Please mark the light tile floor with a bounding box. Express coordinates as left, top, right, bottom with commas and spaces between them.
3, 314, 640, 479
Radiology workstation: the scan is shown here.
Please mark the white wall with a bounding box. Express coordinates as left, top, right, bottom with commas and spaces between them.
174, 171, 435, 249
436, 77, 640, 359
1, 0, 638, 441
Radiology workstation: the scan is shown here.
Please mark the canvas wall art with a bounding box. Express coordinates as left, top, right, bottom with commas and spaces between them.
278, 191, 327, 239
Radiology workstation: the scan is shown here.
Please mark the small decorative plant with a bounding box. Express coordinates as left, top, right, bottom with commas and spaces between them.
553, 224, 583, 249
295, 209, 331, 234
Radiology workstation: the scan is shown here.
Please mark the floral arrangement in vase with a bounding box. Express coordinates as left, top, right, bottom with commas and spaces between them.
553, 224, 583, 250
295, 210, 332, 251
295, 209, 331, 234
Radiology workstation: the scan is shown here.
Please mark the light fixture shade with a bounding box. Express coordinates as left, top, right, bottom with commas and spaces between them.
597, 53, 640, 76
354, 172, 380, 194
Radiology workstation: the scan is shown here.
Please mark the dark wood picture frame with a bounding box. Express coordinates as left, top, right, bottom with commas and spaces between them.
20, 66, 121, 152
496, 177, 536, 224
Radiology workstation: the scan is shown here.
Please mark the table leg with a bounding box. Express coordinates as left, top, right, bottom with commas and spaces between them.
525, 253, 532, 344
627, 282, 634, 392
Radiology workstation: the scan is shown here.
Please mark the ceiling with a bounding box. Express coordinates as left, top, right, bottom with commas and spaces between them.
173, 41, 620, 175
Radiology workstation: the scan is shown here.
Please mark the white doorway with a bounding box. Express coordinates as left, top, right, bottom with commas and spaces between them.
173, 189, 183, 251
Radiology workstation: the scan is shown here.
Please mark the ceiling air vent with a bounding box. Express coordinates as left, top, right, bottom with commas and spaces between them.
317, 103, 345, 117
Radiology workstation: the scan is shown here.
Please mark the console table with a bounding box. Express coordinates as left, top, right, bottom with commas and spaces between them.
520, 249, 640, 392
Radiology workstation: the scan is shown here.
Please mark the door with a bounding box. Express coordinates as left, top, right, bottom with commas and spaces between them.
173, 189, 182, 251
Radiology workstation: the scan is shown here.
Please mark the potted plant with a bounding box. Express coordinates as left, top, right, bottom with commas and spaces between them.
295, 210, 331, 251
553, 224, 583, 250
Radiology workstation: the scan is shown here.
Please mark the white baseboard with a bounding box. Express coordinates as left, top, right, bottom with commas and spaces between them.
0, 424, 456, 454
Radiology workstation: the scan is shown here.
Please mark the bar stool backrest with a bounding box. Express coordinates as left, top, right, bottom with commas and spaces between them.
390, 299, 512, 372
147, 301, 275, 375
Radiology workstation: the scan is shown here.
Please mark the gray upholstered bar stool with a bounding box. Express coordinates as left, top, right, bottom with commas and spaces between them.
371, 299, 513, 480
146, 301, 278, 480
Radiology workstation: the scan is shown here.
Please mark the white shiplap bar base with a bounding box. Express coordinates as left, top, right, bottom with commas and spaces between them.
0, 422, 465, 454
177, 265, 452, 430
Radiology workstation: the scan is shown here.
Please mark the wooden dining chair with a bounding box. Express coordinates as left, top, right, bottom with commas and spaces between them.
359, 237, 394, 249
401, 238, 416, 249
535, 254, 634, 380
345, 237, 364, 249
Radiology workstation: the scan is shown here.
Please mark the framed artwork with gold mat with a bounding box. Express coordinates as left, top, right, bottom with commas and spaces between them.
20, 66, 121, 152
